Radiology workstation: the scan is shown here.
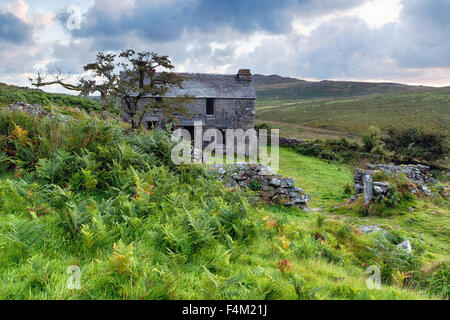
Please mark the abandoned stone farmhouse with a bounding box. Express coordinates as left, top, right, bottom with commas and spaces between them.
125, 69, 256, 136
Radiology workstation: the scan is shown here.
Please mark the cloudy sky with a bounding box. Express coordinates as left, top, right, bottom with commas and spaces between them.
1, 0, 449, 93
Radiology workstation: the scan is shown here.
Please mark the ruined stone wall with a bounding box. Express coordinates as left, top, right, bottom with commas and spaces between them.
278, 136, 305, 147
354, 163, 435, 197
210, 163, 310, 209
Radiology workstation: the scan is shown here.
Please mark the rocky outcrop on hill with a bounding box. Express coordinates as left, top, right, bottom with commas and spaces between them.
210, 163, 310, 209
8, 102, 53, 118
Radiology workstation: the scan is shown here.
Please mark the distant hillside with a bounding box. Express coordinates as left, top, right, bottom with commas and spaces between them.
253, 74, 433, 100
256, 86, 450, 141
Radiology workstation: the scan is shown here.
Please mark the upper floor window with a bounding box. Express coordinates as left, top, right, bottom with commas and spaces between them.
206, 98, 215, 115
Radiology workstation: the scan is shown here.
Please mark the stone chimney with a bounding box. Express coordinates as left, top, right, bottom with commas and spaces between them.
237, 69, 252, 81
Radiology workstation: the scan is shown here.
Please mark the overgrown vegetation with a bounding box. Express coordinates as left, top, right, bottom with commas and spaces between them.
1, 108, 447, 299
291, 137, 386, 164
0, 83, 100, 111
383, 128, 447, 163
270, 123, 448, 169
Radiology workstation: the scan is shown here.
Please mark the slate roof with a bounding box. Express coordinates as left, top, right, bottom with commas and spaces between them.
145, 73, 256, 99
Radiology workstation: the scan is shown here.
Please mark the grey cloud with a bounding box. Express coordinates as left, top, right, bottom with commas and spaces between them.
390, 0, 450, 68
71, 0, 365, 43
0, 12, 33, 44
293, 17, 390, 79
0, 43, 46, 75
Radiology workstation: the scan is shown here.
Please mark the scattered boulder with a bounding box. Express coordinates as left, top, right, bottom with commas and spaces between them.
397, 240, 412, 254
358, 224, 387, 235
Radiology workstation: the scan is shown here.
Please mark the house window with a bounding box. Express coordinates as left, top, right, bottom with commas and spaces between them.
155, 97, 162, 103
206, 98, 215, 115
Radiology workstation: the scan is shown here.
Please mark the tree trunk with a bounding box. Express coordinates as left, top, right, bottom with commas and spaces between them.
131, 118, 139, 130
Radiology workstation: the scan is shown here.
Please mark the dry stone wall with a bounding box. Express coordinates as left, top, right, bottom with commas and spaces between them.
279, 136, 305, 147
210, 163, 311, 209
354, 163, 435, 197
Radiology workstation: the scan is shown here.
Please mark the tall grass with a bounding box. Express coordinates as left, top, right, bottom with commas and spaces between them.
0, 109, 443, 300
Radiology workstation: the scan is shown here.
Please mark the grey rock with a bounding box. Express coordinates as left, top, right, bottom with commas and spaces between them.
397, 240, 412, 254
269, 178, 281, 186
421, 185, 433, 197
354, 183, 364, 192
363, 174, 373, 207
373, 186, 384, 194
259, 166, 274, 176
280, 178, 295, 188
295, 194, 311, 203
232, 173, 247, 181
358, 225, 386, 235
238, 181, 248, 187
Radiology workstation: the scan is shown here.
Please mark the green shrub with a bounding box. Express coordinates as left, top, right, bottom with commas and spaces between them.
293, 137, 386, 164
343, 182, 353, 194
362, 126, 382, 152
367, 233, 422, 285
249, 180, 262, 191
254, 122, 272, 135
382, 128, 448, 163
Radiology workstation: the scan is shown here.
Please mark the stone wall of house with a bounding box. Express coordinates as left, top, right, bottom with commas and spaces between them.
137, 98, 255, 131
354, 163, 435, 197
210, 163, 311, 209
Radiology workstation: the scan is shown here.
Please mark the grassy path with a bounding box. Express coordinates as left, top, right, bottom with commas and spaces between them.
277, 146, 449, 262
277, 147, 353, 208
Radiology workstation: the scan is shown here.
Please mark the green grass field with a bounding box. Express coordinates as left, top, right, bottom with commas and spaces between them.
0, 83, 448, 300
256, 88, 450, 141
1, 137, 448, 299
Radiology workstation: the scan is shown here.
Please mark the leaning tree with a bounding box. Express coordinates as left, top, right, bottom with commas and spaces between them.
30, 49, 190, 129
